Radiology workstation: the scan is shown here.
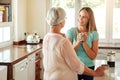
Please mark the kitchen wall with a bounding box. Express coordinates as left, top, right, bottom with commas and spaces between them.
13, 0, 50, 41
13, 0, 27, 41
26, 0, 48, 38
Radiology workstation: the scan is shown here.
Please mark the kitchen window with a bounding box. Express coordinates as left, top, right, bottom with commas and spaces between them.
51, 0, 120, 45
0, 26, 10, 42
0, 23, 12, 48
0, 0, 13, 48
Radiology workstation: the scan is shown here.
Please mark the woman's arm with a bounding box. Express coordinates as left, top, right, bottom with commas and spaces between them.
67, 37, 82, 51
61, 39, 84, 74
61, 39, 104, 76
83, 65, 105, 76
67, 33, 98, 60
82, 40, 98, 59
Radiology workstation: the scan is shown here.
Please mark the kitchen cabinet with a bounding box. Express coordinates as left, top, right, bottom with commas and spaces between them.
13, 53, 36, 80
28, 53, 35, 80
0, 66, 7, 80
13, 48, 41, 80
0, 44, 42, 80
0, 0, 12, 22
13, 58, 28, 80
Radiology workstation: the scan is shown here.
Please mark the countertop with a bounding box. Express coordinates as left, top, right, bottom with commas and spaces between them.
94, 53, 120, 80
0, 44, 42, 65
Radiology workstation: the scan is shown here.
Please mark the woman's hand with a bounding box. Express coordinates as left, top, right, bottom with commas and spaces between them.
94, 66, 105, 76
77, 33, 84, 42
77, 32, 88, 42
82, 32, 88, 42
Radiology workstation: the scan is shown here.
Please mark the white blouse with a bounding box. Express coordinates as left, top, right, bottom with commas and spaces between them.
43, 33, 84, 80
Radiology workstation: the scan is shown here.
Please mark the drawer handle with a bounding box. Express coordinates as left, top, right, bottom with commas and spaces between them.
19, 62, 28, 71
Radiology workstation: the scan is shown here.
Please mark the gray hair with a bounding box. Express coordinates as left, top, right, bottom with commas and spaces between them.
46, 7, 66, 27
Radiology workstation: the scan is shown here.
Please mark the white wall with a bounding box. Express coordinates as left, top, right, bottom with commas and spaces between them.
27, 0, 48, 38
13, 0, 27, 41
13, 0, 50, 41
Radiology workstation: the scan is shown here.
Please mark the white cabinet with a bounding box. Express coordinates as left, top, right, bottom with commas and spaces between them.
13, 58, 28, 80
0, 66, 7, 80
28, 53, 35, 80
13, 53, 36, 80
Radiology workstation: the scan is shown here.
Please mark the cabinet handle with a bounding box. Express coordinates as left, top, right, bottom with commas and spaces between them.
19, 62, 28, 71
20, 66, 25, 71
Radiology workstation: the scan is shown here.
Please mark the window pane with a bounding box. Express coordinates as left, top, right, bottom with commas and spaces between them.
0, 26, 10, 43
0, 51, 2, 61
112, 0, 120, 39
0, 11, 3, 22
52, 0, 75, 33
3, 27, 10, 41
80, 0, 106, 39
0, 28, 2, 42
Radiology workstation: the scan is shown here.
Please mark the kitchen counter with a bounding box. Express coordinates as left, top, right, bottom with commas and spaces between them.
0, 44, 42, 80
94, 53, 120, 80
0, 44, 42, 65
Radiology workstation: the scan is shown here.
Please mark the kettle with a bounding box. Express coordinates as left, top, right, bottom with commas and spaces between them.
26, 33, 40, 44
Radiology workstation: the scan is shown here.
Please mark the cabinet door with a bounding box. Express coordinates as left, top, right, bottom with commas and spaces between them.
28, 53, 35, 80
0, 66, 7, 80
13, 58, 28, 80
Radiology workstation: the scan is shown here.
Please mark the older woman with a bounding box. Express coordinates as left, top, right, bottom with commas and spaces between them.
42, 7, 104, 80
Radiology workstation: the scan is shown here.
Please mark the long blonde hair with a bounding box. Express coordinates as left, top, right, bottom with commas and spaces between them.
79, 7, 97, 32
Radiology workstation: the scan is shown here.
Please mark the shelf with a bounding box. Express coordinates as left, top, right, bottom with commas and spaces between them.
0, 0, 12, 22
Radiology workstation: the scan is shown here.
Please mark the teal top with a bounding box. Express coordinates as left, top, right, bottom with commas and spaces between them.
66, 27, 99, 67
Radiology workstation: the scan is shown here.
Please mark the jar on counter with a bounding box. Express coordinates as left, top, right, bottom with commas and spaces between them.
107, 53, 115, 67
